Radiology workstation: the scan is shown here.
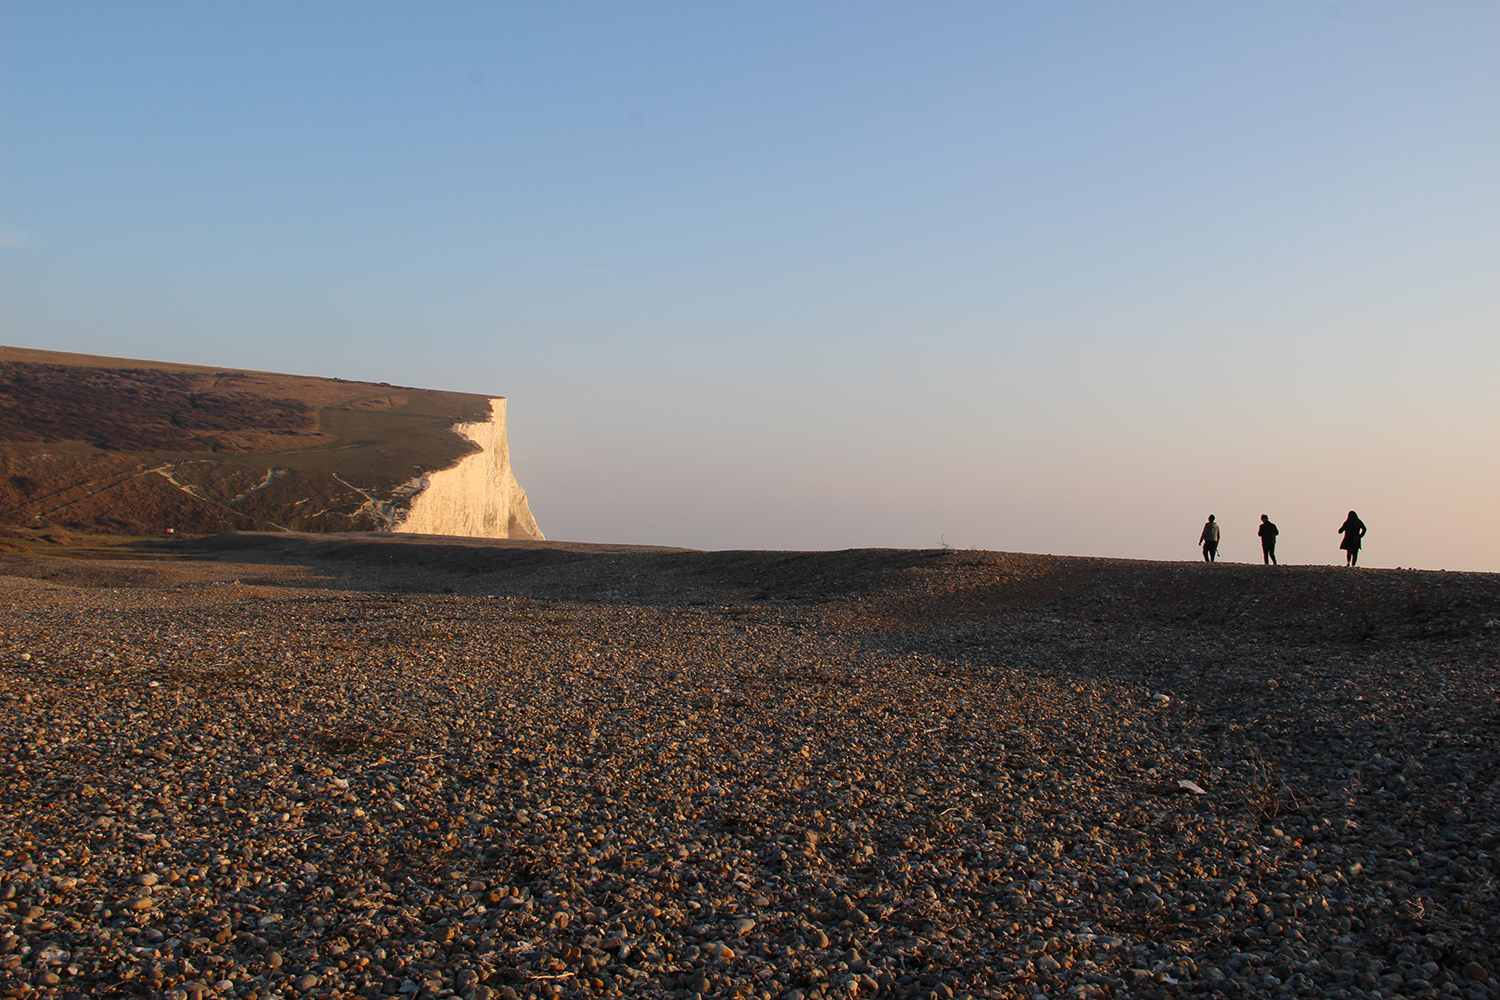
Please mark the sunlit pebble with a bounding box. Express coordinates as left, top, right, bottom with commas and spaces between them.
0, 546, 1496, 998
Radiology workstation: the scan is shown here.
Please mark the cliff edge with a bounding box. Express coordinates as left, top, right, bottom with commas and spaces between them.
395, 398, 543, 540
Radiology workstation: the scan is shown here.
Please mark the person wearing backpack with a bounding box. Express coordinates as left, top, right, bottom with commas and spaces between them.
1199, 515, 1221, 563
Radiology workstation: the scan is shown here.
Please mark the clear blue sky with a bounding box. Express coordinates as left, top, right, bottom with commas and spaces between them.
4, 2, 1498, 568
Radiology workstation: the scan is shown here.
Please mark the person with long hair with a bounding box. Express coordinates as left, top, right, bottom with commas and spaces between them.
1338, 510, 1367, 566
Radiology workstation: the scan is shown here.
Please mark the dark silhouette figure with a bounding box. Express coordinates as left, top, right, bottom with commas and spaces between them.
1199, 514, 1220, 562
1338, 510, 1366, 566
1258, 514, 1279, 565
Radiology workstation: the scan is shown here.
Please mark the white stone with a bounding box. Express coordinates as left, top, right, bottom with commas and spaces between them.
394, 397, 543, 540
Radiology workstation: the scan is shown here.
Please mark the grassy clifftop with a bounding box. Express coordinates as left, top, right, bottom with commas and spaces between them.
0, 345, 503, 534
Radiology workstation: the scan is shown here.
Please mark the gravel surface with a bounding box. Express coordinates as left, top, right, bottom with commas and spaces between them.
2, 534, 1499, 1000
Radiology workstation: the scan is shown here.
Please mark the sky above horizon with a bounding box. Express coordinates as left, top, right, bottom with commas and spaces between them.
3, 3, 1498, 569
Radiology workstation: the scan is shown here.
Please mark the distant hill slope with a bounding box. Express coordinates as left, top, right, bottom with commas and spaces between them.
0, 345, 542, 538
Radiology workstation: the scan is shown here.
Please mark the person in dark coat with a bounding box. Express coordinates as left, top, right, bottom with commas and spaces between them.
1199, 515, 1220, 563
1258, 514, 1279, 565
1338, 510, 1367, 566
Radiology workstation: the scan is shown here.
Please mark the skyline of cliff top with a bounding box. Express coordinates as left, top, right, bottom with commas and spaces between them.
3, 5, 1497, 569
1, 343, 508, 401
0, 344, 496, 472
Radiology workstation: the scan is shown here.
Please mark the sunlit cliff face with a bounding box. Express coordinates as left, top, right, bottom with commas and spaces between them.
394, 397, 544, 540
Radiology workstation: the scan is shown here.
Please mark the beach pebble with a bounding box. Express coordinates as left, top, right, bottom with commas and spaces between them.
2, 540, 1497, 999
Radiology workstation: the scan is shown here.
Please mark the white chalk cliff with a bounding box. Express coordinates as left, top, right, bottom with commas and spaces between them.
393, 398, 544, 540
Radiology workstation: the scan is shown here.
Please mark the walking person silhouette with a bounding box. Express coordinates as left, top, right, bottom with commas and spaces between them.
1199, 515, 1220, 563
1258, 515, 1279, 565
1338, 510, 1366, 566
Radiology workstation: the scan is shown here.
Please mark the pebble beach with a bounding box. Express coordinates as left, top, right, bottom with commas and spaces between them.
2, 534, 1498, 1000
